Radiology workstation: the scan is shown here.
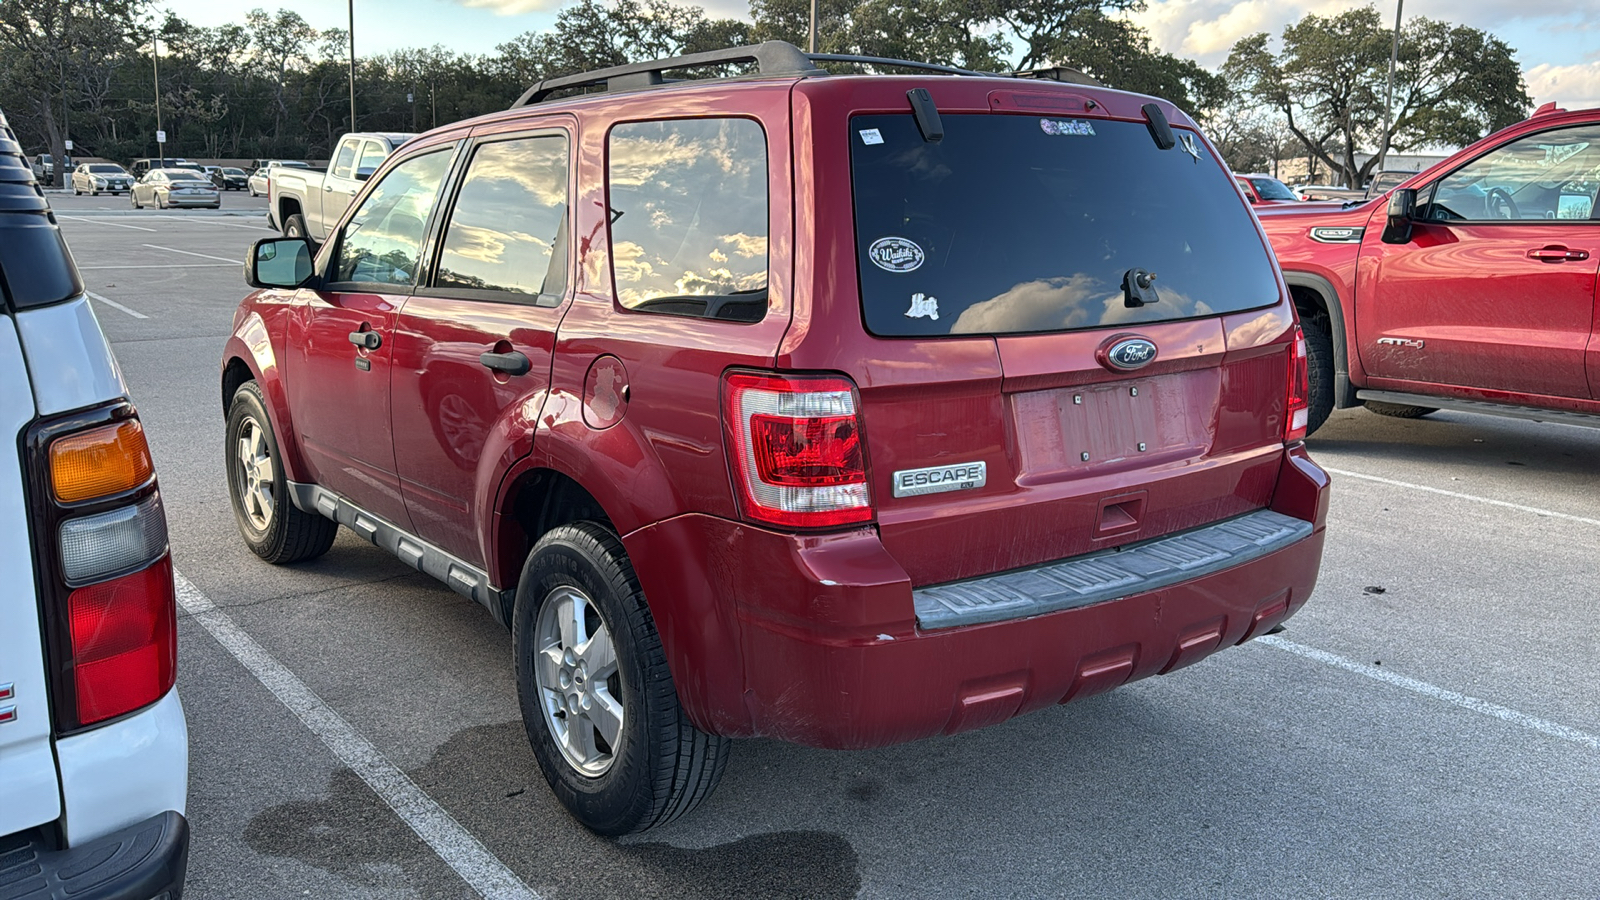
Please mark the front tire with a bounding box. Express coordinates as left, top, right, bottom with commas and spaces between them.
1365, 400, 1437, 420
130, 192, 141, 209
514, 522, 729, 835
225, 381, 338, 563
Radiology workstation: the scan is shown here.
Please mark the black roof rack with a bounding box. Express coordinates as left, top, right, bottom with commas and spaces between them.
511, 40, 1103, 108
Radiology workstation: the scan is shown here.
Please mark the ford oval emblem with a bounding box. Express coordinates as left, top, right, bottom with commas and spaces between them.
1105, 337, 1158, 371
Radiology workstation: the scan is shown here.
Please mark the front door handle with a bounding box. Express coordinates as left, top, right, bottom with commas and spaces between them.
1528, 246, 1590, 262
480, 350, 531, 376
348, 329, 381, 350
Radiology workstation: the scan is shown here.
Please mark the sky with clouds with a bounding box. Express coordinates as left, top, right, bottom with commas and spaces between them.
163, 0, 1600, 109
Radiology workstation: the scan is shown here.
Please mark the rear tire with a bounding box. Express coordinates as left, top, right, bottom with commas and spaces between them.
514, 522, 730, 835
1365, 400, 1437, 420
1301, 314, 1335, 437
225, 381, 338, 564
283, 214, 308, 239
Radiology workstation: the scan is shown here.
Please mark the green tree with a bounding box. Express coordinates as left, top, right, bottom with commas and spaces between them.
1224, 7, 1530, 188
0, 0, 149, 185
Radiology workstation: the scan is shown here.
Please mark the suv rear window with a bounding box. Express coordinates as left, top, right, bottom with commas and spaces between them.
850, 113, 1280, 336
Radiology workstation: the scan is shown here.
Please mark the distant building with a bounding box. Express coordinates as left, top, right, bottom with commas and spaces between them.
1274, 151, 1455, 186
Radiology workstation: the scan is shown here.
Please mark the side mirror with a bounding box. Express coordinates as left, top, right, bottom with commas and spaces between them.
1382, 188, 1417, 244
247, 237, 314, 289
354, 167, 375, 182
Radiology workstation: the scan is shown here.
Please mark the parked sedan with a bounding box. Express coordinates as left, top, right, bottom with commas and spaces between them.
1235, 173, 1303, 205
131, 168, 221, 209
71, 163, 135, 195
211, 166, 250, 191
247, 167, 270, 197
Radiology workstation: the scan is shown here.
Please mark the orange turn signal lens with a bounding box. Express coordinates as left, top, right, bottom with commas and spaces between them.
50, 420, 154, 503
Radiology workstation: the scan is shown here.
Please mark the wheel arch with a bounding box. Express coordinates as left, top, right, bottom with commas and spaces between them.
220, 311, 312, 484
1283, 271, 1359, 409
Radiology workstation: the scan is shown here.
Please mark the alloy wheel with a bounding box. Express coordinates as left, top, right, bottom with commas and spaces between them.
235, 416, 275, 531
534, 585, 624, 777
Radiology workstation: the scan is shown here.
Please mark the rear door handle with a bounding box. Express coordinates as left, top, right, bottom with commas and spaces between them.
480, 350, 531, 376
348, 329, 381, 350
1528, 246, 1589, 262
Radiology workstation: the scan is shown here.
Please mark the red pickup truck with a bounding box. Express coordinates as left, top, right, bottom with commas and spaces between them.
1259, 103, 1600, 435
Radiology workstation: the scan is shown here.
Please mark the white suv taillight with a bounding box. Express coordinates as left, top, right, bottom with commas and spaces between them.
1285, 326, 1310, 442
722, 371, 873, 529
31, 411, 176, 729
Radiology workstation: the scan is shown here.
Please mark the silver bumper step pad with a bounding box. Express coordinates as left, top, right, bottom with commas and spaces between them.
913, 509, 1314, 630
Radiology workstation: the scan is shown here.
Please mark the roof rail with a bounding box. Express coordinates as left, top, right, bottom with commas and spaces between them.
511, 40, 1106, 108
513, 41, 825, 107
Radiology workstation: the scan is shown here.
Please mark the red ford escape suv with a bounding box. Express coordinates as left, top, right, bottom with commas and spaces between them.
220, 42, 1330, 835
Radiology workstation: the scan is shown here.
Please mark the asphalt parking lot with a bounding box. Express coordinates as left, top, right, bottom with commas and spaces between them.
48, 196, 1600, 899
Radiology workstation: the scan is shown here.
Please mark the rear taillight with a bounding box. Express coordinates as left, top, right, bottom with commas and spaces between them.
723, 371, 872, 528
69, 557, 176, 725
1285, 326, 1309, 442
27, 405, 176, 731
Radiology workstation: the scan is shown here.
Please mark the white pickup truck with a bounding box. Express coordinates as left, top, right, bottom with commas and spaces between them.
268, 131, 413, 242
2, 108, 188, 899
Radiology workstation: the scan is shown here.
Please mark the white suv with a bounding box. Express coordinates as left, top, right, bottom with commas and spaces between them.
0, 109, 189, 897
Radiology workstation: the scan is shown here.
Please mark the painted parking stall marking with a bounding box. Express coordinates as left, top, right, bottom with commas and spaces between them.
174, 572, 541, 900
1325, 466, 1600, 527
86, 291, 149, 320
1258, 635, 1600, 751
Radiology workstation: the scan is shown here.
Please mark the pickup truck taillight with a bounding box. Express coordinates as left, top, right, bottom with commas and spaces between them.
1285, 326, 1310, 442
722, 371, 873, 529
27, 406, 176, 731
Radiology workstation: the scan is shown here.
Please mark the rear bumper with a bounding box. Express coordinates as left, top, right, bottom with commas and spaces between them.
625, 444, 1329, 749
0, 811, 188, 900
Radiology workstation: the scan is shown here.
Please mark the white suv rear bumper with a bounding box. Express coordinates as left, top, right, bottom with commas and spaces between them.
56, 689, 188, 845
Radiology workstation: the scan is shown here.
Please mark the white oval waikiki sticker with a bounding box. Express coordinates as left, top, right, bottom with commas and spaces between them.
868, 236, 925, 273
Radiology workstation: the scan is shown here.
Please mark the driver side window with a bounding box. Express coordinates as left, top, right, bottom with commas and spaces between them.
1420, 124, 1600, 222
333, 150, 452, 287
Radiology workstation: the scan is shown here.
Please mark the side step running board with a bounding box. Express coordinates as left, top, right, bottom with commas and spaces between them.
287, 482, 513, 626
1357, 390, 1600, 430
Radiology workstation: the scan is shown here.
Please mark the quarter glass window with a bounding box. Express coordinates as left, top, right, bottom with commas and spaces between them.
334, 150, 451, 286
435, 136, 570, 299
606, 118, 768, 321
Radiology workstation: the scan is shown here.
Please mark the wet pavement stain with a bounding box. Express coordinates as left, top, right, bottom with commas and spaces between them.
247, 720, 862, 900
622, 830, 860, 900
242, 767, 475, 899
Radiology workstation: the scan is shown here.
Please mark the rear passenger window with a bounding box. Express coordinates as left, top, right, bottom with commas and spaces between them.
333, 150, 451, 287
331, 142, 356, 179
357, 141, 388, 177
435, 136, 569, 302
606, 118, 768, 321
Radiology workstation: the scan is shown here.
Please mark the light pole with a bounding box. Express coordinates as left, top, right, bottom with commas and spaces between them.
348, 0, 357, 132
1377, 0, 1403, 177
152, 34, 164, 162
809, 0, 818, 53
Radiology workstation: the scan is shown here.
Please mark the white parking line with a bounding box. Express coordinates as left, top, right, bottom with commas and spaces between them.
142, 243, 241, 264
55, 215, 157, 232
86, 291, 149, 320
173, 572, 541, 900
1325, 466, 1600, 528
1258, 635, 1599, 751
